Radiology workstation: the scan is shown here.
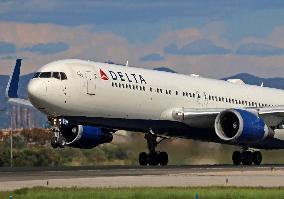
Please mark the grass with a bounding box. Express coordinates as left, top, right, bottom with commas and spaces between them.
1, 187, 284, 199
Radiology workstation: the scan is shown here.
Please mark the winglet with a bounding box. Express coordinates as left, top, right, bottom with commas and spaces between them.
5, 59, 22, 98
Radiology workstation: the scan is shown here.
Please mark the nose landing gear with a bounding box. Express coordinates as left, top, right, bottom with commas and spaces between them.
138, 131, 169, 166
232, 149, 262, 165
49, 117, 66, 148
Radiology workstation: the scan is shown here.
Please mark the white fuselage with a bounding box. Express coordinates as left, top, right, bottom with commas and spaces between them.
26, 59, 284, 149
27, 59, 284, 121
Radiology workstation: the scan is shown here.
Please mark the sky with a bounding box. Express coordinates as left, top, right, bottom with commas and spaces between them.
1, 1, 284, 78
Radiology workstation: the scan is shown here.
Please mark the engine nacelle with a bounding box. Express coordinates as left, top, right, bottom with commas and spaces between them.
215, 109, 274, 144
60, 120, 113, 149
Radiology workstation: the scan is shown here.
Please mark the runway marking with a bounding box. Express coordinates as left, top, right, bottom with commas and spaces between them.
1, 174, 284, 191
1, 165, 284, 191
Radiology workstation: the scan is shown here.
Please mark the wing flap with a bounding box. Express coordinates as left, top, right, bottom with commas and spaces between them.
258, 106, 284, 127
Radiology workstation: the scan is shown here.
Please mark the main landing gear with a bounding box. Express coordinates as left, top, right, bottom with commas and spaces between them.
232, 149, 262, 165
138, 132, 169, 166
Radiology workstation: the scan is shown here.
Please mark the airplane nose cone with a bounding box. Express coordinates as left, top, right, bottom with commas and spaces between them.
27, 80, 43, 101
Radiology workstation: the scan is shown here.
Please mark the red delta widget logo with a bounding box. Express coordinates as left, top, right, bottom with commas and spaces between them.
99, 68, 147, 84
99, 69, 109, 80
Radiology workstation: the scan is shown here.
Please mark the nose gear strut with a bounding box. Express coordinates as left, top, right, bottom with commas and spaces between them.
49, 117, 66, 148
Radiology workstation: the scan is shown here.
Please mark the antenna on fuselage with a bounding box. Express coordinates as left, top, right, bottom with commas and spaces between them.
126, 60, 129, 67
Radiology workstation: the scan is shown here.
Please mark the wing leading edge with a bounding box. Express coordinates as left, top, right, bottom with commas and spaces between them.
167, 107, 284, 128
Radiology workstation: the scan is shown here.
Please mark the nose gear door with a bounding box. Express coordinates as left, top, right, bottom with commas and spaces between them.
85, 71, 96, 95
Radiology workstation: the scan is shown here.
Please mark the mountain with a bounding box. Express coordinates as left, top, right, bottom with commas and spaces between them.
1, 69, 284, 129
223, 73, 284, 90
153, 67, 177, 73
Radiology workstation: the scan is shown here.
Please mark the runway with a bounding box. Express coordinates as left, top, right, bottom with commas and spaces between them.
1, 165, 284, 191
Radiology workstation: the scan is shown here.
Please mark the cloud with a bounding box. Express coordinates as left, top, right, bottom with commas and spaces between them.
0, 41, 16, 54
0, 22, 132, 75
236, 43, 284, 56
164, 39, 231, 55
2, 1, 284, 43
22, 42, 69, 55
140, 53, 165, 61
3, 21, 284, 80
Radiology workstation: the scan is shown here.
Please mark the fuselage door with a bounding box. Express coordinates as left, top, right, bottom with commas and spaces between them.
85, 71, 96, 95
196, 91, 208, 107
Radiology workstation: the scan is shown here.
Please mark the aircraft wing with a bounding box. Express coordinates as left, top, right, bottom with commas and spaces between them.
5, 59, 34, 108
168, 107, 284, 128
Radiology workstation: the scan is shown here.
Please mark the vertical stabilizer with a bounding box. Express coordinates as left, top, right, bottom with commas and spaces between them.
5, 59, 22, 98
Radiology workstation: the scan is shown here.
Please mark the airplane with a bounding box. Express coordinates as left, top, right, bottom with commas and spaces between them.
6, 58, 284, 166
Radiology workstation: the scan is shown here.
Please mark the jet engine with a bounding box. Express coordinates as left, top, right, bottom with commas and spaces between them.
59, 119, 113, 149
214, 109, 274, 144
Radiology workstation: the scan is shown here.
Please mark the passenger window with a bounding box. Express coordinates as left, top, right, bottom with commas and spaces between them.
53, 72, 61, 80
60, 72, 67, 80
39, 72, 52, 78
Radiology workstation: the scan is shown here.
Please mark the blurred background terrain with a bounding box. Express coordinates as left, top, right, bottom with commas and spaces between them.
1, 128, 284, 166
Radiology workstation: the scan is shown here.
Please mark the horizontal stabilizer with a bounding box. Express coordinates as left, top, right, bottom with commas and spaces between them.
8, 98, 33, 108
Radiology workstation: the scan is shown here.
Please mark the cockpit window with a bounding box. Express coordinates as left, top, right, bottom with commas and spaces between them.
33, 72, 40, 78
32, 71, 67, 80
39, 72, 52, 78
60, 72, 67, 80
53, 72, 61, 80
